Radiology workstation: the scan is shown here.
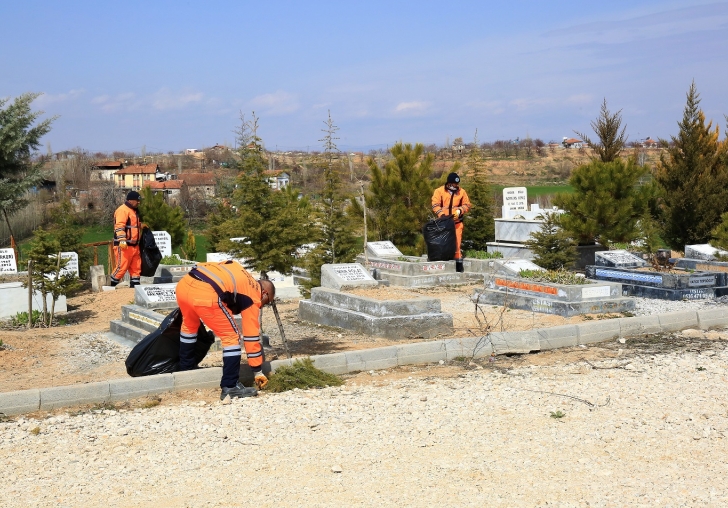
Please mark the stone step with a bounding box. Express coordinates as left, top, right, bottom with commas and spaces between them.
110, 320, 149, 344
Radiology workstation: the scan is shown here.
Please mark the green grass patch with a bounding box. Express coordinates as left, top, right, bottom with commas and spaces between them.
464, 250, 503, 259
265, 358, 344, 392
519, 269, 589, 285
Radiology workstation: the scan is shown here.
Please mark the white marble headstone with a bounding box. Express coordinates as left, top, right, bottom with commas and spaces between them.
502, 187, 528, 212
153, 231, 172, 257
685, 244, 728, 261
135, 283, 179, 309
46, 252, 80, 279
366, 241, 403, 259
321, 263, 378, 291
494, 258, 545, 276
595, 249, 647, 268
0, 248, 17, 274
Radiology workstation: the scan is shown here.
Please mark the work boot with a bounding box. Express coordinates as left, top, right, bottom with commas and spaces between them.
220, 382, 258, 400
455, 259, 464, 273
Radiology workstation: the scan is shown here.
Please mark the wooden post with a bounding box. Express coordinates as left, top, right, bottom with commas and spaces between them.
93, 246, 98, 266
27, 260, 33, 329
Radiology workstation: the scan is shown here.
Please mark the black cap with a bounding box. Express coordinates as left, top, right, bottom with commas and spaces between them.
446, 172, 460, 184
126, 191, 142, 201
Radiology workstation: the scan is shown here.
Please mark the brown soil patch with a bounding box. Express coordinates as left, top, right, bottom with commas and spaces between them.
346, 286, 421, 300
0, 283, 615, 393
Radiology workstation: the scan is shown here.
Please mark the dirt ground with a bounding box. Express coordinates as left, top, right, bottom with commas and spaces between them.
0, 282, 607, 393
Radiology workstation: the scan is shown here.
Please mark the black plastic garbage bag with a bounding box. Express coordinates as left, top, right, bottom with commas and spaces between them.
125, 308, 215, 377
139, 228, 163, 277
422, 216, 456, 261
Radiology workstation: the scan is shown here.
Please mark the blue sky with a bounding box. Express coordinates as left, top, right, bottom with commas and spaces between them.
2, 0, 727, 153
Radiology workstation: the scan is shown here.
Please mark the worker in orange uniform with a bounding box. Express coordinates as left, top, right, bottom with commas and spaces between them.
111, 191, 143, 288
431, 172, 471, 273
175, 260, 276, 400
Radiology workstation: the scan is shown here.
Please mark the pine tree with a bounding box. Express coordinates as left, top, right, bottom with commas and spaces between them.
461, 130, 494, 252
654, 83, 728, 249
47, 200, 93, 277
138, 187, 186, 247
575, 99, 628, 162
366, 142, 436, 254
181, 230, 197, 261
524, 213, 578, 270
301, 111, 359, 294
0, 93, 56, 243
554, 158, 655, 247
24, 228, 81, 326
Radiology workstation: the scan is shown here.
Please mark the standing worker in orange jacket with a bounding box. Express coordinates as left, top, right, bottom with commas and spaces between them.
431, 172, 471, 273
111, 191, 143, 288
175, 260, 276, 400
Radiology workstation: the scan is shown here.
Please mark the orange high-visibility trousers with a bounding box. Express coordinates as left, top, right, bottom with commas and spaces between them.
454, 221, 464, 260
110, 244, 141, 283
175, 276, 263, 370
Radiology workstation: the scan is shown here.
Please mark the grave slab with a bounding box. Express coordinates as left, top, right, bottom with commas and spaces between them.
134, 283, 179, 309
365, 241, 403, 259
494, 219, 543, 243
153, 230, 172, 257
320, 263, 378, 291
90, 265, 106, 292
493, 258, 545, 276
595, 249, 647, 268
0, 282, 67, 319
0, 248, 17, 273
685, 244, 728, 261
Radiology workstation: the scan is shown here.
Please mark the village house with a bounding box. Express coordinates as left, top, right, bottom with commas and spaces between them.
115, 163, 161, 190
263, 170, 289, 190
143, 179, 187, 205
562, 137, 584, 149
179, 172, 216, 198
91, 160, 123, 181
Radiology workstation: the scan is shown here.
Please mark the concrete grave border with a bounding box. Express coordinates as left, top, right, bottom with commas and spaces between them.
2, 307, 727, 416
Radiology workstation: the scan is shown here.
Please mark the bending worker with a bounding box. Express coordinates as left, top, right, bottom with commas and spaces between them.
431, 172, 471, 272
175, 260, 276, 400
111, 190, 142, 288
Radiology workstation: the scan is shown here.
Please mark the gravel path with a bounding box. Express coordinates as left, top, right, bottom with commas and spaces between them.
2, 328, 727, 507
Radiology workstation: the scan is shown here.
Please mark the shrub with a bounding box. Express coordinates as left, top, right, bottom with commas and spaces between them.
265, 358, 344, 392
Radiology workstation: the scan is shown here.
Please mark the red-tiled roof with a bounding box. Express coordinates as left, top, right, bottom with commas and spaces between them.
115, 163, 159, 175
178, 172, 216, 186
144, 180, 185, 190
94, 160, 123, 169
564, 138, 582, 144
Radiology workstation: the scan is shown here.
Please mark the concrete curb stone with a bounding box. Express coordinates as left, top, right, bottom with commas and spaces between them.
40, 382, 110, 411
618, 315, 661, 337
345, 346, 399, 372
109, 374, 175, 402
489, 331, 541, 354
396, 341, 446, 366
576, 320, 621, 345
0, 389, 40, 416
173, 368, 221, 391
538, 325, 579, 350
697, 307, 728, 329
657, 310, 699, 332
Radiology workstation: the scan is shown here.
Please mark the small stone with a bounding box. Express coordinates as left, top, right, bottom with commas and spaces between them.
438, 360, 445, 365
618, 338, 626, 344
221, 396, 231, 405
420, 396, 427, 402
331, 465, 343, 473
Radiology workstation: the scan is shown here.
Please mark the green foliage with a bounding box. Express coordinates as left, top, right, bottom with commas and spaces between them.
575, 98, 627, 162
655, 83, 728, 249
464, 250, 502, 259
365, 142, 436, 253
24, 228, 82, 326
518, 269, 588, 285
10, 310, 42, 327
160, 254, 188, 265
206, 128, 313, 273
711, 212, 728, 251
524, 213, 578, 270
138, 187, 186, 248
0, 93, 56, 222
550, 410, 566, 419
301, 112, 359, 295
462, 130, 495, 251
554, 158, 657, 247
265, 358, 344, 392
46, 200, 93, 277
181, 230, 197, 261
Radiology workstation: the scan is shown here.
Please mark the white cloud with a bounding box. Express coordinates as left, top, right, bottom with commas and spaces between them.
91, 92, 140, 113
394, 101, 429, 114
565, 94, 593, 105
249, 91, 299, 115
34, 89, 85, 106
152, 88, 204, 110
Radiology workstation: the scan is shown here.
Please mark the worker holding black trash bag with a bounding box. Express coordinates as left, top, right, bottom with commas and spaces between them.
175, 260, 276, 400
431, 172, 471, 272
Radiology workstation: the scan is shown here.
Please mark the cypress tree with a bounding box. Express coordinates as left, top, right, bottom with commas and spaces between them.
654, 82, 728, 249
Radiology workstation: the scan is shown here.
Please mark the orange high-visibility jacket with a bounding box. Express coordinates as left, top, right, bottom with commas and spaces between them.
431, 186, 471, 224
113, 203, 141, 246
190, 261, 263, 336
